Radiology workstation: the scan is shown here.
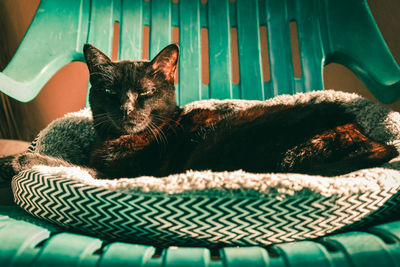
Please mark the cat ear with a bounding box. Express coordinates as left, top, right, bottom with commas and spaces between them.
150, 44, 179, 83
83, 44, 111, 72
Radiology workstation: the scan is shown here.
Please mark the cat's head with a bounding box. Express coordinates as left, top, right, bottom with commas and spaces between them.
84, 43, 179, 138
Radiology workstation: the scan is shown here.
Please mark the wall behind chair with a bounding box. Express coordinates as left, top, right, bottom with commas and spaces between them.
0, 0, 399, 141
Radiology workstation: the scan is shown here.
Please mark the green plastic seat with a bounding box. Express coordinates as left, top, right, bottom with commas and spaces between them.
1, 0, 400, 266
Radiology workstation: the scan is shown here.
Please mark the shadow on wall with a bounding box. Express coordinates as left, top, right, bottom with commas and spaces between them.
0, 0, 399, 141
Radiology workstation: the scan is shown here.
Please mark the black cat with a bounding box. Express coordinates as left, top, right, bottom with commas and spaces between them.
82, 43, 398, 178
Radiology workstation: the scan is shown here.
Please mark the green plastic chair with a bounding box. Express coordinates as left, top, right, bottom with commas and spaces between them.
1, 0, 400, 266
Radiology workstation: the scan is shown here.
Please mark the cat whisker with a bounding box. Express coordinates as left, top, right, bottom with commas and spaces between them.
148, 121, 168, 146
146, 123, 162, 145
153, 123, 167, 144
154, 123, 168, 145
92, 116, 110, 125
93, 113, 122, 130
151, 114, 183, 132
93, 112, 119, 120
153, 121, 179, 136
145, 124, 158, 143
93, 116, 109, 124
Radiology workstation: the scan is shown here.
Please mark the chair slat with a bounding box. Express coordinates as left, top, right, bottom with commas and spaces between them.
236, 0, 264, 100
35, 233, 102, 267
164, 247, 211, 267
222, 247, 269, 267
323, 232, 397, 267
85, 0, 119, 107
208, 0, 234, 100
276, 241, 334, 267
76, 0, 91, 54
119, 0, 144, 60
264, 0, 295, 96
294, 0, 324, 93
371, 221, 400, 241
179, 0, 202, 105
99, 242, 155, 266
0, 218, 50, 267
88, 0, 118, 57
150, 0, 172, 59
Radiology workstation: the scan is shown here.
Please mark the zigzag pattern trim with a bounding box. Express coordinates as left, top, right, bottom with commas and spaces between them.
11, 170, 400, 247
26, 138, 38, 153
338, 187, 400, 232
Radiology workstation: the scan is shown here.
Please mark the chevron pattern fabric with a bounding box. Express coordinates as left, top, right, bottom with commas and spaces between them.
11, 169, 400, 247
338, 189, 400, 232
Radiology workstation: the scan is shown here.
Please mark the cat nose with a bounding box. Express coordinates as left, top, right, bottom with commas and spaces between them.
122, 103, 134, 116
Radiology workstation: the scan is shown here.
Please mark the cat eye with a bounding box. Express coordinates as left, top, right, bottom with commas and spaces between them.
140, 88, 156, 96
105, 88, 117, 95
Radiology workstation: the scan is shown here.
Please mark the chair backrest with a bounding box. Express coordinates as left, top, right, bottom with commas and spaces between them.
1, 0, 399, 106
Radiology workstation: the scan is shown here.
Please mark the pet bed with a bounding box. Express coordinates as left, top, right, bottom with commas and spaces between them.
2, 0, 400, 264
11, 90, 400, 247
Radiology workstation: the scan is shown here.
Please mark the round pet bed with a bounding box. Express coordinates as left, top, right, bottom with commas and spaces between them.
11, 90, 400, 247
